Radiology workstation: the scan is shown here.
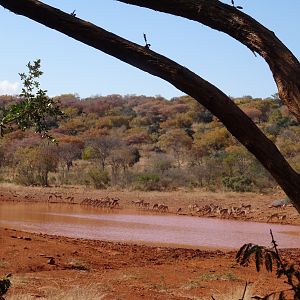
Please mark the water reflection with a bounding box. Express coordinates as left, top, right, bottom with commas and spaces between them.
0, 203, 299, 249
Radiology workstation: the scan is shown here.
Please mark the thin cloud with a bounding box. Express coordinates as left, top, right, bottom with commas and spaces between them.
0, 80, 20, 95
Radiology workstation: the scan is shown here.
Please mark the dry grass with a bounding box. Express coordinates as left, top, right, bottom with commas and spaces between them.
67, 258, 90, 271
211, 284, 254, 300
7, 285, 106, 300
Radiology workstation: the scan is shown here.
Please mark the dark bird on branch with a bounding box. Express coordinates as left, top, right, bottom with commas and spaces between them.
143, 33, 151, 50
231, 1, 243, 10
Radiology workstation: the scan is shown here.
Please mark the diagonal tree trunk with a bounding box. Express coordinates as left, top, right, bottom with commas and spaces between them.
117, 0, 300, 123
1, 0, 300, 212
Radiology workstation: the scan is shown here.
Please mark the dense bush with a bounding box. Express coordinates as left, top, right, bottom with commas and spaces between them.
222, 175, 253, 192
87, 167, 110, 189
15, 162, 36, 186
130, 172, 160, 191
0, 274, 11, 299
160, 168, 191, 190
1, 93, 298, 192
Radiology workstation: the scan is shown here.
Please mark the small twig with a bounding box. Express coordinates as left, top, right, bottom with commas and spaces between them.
270, 229, 282, 264
251, 50, 257, 57
252, 287, 293, 299
240, 281, 248, 300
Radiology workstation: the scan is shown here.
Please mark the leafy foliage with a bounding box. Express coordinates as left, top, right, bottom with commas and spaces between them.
0, 59, 64, 141
222, 175, 253, 192
236, 230, 300, 299
14, 144, 59, 186
131, 172, 160, 191
0, 274, 11, 299
87, 167, 110, 189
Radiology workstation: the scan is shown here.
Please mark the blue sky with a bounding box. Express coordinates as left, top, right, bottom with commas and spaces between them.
0, 0, 299, 99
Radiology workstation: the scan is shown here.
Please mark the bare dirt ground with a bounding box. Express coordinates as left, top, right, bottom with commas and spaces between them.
1, 227, 300, 300
1, 184, 300, 299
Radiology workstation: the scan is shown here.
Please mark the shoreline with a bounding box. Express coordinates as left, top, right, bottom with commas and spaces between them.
0, 183, 299, 225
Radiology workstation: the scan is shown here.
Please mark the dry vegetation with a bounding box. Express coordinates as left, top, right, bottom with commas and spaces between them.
1, 94, 299, 195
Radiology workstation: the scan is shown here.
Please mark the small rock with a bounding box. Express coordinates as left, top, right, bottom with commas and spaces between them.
47, 258, 55, 265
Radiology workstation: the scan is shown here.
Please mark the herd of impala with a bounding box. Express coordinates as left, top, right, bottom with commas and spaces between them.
0, 190, 290, 223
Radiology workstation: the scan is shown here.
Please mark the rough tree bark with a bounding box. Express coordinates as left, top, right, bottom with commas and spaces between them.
1, 0, 300, 212
117, 0, 300, 123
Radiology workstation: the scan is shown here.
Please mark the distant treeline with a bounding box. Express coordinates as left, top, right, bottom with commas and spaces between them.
0, 93, 299, 191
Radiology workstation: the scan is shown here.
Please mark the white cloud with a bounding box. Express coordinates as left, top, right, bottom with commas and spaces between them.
0, 80, 20, 95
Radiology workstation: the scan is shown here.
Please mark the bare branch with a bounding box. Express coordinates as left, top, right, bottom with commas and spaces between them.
117, 0, 300, 122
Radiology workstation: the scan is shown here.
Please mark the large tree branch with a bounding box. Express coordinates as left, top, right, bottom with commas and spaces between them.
117, 0, 300, 123
1, 0, 300, 212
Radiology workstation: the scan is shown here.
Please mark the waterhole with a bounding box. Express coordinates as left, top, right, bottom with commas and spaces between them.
0, 203, 299, 249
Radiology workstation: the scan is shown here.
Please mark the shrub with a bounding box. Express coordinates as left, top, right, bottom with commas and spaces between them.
87, 167, 110, 189
159, 168, 191, 190
0, 274, 11, 299
222, 175, 253, 192
236, 230, 300, 299
131, 172, 160, 191
15, 162, 36, 186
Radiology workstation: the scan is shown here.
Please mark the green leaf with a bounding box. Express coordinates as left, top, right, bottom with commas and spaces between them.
264, 252, 273, 272
240, 244, 257, 266
0, 59, 64, 140
255, 247, 263, 272
236, 243, 250, 261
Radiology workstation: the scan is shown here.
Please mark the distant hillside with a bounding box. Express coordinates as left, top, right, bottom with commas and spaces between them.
0, 93, 299, 191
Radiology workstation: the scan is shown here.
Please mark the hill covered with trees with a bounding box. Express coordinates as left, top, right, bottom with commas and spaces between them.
0, 93, 298, 192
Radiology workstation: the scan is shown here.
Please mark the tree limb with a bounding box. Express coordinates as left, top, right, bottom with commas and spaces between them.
1, 0, 300, 211
117, 0, 300, 123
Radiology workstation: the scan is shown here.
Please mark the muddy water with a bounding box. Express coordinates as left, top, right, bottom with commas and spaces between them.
0, 203, 300, 249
